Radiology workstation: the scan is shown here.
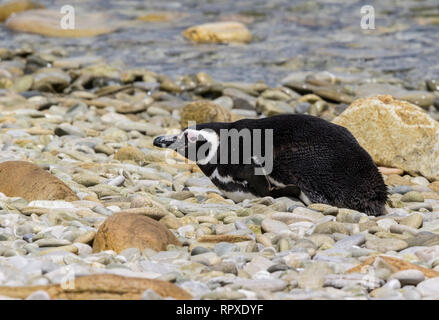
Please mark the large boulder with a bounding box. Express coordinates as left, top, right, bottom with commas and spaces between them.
180, 100, 233, 128
0, 274, 191, 300
182, 21, 252, 44
333, 95, 439, 181
6, 9, 117, 37
93, 212, 181, 253
0, 161, 78, 201
0, 0, 42, 22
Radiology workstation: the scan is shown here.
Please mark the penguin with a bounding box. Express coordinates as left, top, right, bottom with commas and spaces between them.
153, 114, 388, 216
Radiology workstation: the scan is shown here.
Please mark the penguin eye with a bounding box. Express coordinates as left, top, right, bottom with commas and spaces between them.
186, 131, 199, 143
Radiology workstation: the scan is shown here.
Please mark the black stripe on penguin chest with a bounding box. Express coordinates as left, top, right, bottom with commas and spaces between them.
202, 164, 301, 201
208, 165, 256, 193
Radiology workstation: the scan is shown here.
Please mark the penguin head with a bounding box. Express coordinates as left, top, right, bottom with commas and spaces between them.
153, 127, 220, 164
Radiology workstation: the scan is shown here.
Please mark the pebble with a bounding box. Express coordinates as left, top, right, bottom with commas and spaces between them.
190, 252, 221, 266
324, 273, 384, 290
313, 221, 349, 235
389, 186, 413, 194
370, 287, 403, 299
401, 191, 424, 202
233, 278, 287, 292
211, 261, 238, 275
261, 218, 289, 234
298, 262, 333, 289
401, 286, 422, 300
365, 239, 408, 252
400, 213, 423, 229
243, 256, 274, 276
213, 242, 238, 256
191, 246, 211, 256
389, 269, 425, 286
34, 239, 72, 248
333, 234, 366, 250
416, 278, 439, 297
141, 289, 164, 300
25, 290, 51, 300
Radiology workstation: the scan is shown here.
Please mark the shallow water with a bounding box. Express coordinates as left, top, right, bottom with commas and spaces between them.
1, 0, 438, 87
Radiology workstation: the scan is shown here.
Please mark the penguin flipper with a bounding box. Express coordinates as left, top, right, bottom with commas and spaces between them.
235, 157, 302, 198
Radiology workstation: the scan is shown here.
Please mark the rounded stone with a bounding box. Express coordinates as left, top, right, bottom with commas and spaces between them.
180, 100, 232, 129
401, 191, 424, 203
0, 161, 78, 201
416, 277, 439, 297
313, 221, 349, 235
399, 213, 423, 229
389, 269, 425, 286
182, 22, 252, 44
365, 238, 408, 253
261, 218, 289, 234
191, 246, 211, 256
93, 212, 181, 253
6, 9, 117, 37
25, 290, 51, 300
114, 146, 146, 164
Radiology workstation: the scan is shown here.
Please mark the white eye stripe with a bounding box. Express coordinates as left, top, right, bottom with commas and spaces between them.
184, 129, 219, 164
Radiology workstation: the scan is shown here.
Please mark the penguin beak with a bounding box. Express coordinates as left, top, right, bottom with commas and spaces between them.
153, 134, 180, 149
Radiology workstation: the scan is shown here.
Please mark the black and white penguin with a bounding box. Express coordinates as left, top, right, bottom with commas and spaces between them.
153, 114, 388, 216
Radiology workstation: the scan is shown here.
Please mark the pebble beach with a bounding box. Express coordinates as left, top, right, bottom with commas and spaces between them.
0, 0, 438, 300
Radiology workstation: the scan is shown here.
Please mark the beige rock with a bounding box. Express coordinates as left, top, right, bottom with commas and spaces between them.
12, 75, 33, 92
378, 167, 404, 175
180, 100, 233, 128
0, 274, 191, 300
182, 21, 252, 44
73, 230, 96, 244
196, 234, 252, 243
401, 191, 424, 203
40, 245, 78, 255
298, 262, 333, 289
348, 256, 439, 279
137, 11, 185, 22
114, 146, 146, 164
129, 194, 170, 220
429, 181, 439, 192
6, 9, 117, 37
400, 213, 423, 229
160, 215, 183, 229
333, 95, 439, 181
365, 238, 408, 252
0, 0, 42, 22
120, 207, 168, 220
385, 174, 413, 186
313, 221, 349, 235
0, 161, 78, 201
93, 212, 180, 253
